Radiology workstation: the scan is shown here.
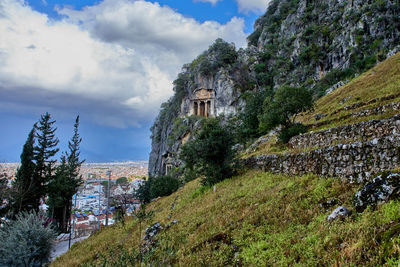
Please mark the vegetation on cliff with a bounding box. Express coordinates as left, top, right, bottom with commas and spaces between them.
52, 48, 400, 266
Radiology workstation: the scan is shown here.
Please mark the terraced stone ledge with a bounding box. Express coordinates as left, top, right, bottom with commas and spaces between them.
290, 114, 400, 150
242, 135, 400, 183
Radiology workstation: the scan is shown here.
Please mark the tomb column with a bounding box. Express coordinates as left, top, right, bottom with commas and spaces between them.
197, 101, 201, 116
205, 101, 208, 118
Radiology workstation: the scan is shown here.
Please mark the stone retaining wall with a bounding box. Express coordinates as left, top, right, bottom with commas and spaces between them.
242, 135, 400, 183
308, 102, 400, 128
290, 115, 400, 149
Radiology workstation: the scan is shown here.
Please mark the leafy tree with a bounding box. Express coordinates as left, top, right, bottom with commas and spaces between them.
136, 178, 152, 204
48, 116, 83, 232
135, 175, 180, 204
116, 177, 128, 185
150, 175, 180, 199
259, 86, 313, 143
180, 118, 234, 186
211, 38, 238, 65
0, 211, 56, 266
237, 89, 272, 143
34, 112, 60, 211
12, 126, 37, 213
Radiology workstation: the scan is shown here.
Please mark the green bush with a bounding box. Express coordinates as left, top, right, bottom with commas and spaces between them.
150, 175, 180, 199
238, 89, 271, 143
136, 176, 180, 203
180, 118, 234, 186
278, 123, 307, 143
0, 211, 56, 266
116, 177, 128, 185
259, 86, 313, 142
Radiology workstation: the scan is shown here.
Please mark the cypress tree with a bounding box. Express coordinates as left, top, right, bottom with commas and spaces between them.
48, 116, 83, 232
12, 126, 37, 213
34, 112, 59, 211
0, 166, 10, 218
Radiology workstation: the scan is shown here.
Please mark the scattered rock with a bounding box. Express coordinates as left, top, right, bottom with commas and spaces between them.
144, 222, 163, 240
320, 198, 338, 211
314, 113, 327, 121
326, 81, 346, 95
166, 219, 179, 229
340, 96, 352, 105
327, 206, 351, 222
354, 173, 400, 212
246, 136, 271, 153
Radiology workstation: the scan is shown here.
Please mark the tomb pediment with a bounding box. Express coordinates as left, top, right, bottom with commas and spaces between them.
192, 88, 215, 101
190, 88, 216, 118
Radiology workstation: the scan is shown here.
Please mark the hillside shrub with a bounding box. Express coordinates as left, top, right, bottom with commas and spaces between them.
136, 176, 181, 204
259, 85, 313, 143
278, 123, 307, 143
0, 211, 56, 266
116, 177, 128, 185
180, 118, 234, 186
238, 89, 272, 143
150, 175, 180, 199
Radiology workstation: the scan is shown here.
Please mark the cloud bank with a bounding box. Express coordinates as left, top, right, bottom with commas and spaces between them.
235, 0, 269, 14
0, 0, 247, 128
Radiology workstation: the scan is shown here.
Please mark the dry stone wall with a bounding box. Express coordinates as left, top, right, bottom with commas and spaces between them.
308, 102, 400, 128
289, 115, 400, 149
242, 135, 400, 183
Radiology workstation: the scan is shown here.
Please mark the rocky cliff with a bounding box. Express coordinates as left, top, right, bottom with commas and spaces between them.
149, 0, 400, 177
248, 0, 400, 95
149, 40, 248, 176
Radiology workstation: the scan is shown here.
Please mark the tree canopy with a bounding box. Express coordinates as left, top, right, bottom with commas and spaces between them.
180, 118, 235, 186
259, 86, 313, 142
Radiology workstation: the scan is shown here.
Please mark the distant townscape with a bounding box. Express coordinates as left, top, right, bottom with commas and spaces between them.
1, 161, 148, 236
1, 161, 148, 181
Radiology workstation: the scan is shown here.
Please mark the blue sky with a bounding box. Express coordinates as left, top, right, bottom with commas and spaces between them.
0, 0, 268, 163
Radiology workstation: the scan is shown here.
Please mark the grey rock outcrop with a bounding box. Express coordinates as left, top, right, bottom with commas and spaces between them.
354, 173, 400, 212
149, 42, 248, 177
251, 0, 400, 89
149, 0, 400, 177
327, 206, 351, 222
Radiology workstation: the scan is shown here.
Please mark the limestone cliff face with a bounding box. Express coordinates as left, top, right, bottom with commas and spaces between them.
149, 0, 400, 177
149, 41, 248, 177
249, 0, 400, 95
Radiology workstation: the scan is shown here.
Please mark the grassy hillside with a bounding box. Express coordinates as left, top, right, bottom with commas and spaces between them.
300, 52, 400, 131
52, 169, 400, 266
52, 54, 400, 266
242, 52, 400, 158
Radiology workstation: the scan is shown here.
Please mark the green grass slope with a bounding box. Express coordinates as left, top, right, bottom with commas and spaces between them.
242, 52, 400, 158
52, 170, 400, 266
300, 52, 400, 130
52, 54, 400, 267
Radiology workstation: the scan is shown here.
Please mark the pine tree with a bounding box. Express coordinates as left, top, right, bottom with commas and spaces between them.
48, 116, 83, 232
34, 112, 59, 211
0, 165, 10, 218
12, 126, 37, 213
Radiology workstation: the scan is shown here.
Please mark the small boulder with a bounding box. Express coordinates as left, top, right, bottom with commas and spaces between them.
314, 113, 327, 121
354, 173, 400, 212
144, 222, 163, 240
327, 206, 351, 222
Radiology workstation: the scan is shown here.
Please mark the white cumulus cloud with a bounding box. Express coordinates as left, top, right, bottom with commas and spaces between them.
0, 0, 247, 128
235, 0, 269, 14
193, 0, 222, 6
